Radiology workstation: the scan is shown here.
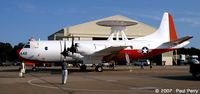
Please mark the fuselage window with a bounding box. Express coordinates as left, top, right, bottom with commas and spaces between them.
24, 42, 30, 48
45, 46, 48, 50
24, 45, 30, 48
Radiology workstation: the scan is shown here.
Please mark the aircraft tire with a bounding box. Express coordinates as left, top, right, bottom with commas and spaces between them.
32, 67, 37, 72
95, 66, 103, 72
80, 65, 87, 72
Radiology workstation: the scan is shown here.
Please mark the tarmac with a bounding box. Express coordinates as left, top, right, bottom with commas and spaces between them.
0, 65, 200, 94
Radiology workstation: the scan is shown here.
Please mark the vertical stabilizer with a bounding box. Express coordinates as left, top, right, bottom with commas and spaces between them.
135, 12, 177, 42
168, 13, 177, 41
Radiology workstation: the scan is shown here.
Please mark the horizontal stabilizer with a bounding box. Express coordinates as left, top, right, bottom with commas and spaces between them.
162, 36, 193, 47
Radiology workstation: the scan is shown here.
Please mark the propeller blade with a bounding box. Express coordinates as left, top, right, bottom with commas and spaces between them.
71, 35, 75, 54
61, 41, 68, 58
72, 35, 74, 46
70, 35, 77, 54
64, 40, 66, 52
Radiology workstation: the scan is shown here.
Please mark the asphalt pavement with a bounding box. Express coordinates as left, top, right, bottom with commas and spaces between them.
0, 65, 199, 94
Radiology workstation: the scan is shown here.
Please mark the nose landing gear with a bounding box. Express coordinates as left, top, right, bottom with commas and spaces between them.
19, 61, 26, 77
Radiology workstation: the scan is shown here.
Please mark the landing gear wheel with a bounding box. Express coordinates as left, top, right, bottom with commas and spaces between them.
80, 65, 87, 72
95, 66, 103, 72
32, 67, 37, 72
109, 63, 115, 70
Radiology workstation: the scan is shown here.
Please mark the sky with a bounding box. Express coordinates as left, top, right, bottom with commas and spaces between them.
0, 0, 200, 48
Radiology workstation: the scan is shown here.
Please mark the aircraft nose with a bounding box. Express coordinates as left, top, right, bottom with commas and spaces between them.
16, 48, 23, 61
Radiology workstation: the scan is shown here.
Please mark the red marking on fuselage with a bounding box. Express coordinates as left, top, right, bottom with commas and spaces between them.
16, 49, 23, 61
115, 48, 175, 60
17, 48, 50, 67
17, 48, 35, 66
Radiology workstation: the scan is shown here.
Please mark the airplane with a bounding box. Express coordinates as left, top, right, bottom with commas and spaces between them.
17, 12, 192, 84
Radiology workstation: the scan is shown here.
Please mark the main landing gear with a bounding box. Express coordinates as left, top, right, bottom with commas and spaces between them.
32, 67, 37, 72
79, 64, 103, 72
95, 64, 103, 72
80, 64, 87, 72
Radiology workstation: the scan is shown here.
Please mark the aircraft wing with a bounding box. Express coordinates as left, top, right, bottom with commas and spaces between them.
162, 36, 193, 47
80, 46, 129, 64
93, 46, 129, 56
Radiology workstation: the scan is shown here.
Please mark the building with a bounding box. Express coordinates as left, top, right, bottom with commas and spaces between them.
48, 15, 173, 65
48, 15, 156, 40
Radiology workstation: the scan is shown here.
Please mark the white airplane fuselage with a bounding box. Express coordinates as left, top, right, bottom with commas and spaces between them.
19, 39, 189, 64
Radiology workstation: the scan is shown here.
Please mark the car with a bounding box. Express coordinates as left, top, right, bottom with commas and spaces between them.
0, 62, 12, 66
13, 61, 20, 66
134, 59, 150, 66
177, 60, 187, 65
190, 63, 200, 80
188, 59, 200, 64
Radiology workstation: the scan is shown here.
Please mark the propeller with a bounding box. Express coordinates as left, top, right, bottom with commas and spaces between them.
69, 35, 77, 55
61, 36, 77, 58
61, 40, 68, 58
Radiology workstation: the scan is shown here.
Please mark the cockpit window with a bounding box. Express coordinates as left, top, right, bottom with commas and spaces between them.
24, 42, 30, 48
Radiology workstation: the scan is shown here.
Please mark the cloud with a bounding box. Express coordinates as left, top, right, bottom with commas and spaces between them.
174, 11, 200, 26
138, 14, 161, 21
51, 8, 87, 16
183, 11, 200, 16
176, 17, 200, 26
16, 2, 87, 16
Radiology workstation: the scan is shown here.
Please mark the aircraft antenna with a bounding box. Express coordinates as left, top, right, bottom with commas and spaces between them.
96, 20, 137, 41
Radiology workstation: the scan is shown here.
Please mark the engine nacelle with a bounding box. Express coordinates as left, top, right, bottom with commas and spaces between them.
76, 43, 106, 55
76, 43, 96, 55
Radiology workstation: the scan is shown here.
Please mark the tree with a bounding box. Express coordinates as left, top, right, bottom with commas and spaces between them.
0, 42, 25, 63
10, 43, 25, 61
0, 42, 13, 62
